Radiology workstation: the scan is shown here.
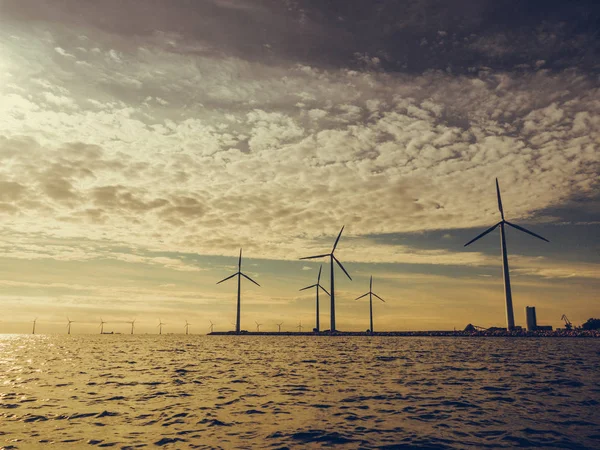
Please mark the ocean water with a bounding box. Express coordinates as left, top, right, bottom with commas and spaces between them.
1, 335, 599, 449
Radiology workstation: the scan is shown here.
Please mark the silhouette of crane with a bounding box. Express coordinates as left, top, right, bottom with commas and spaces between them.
561, 314, 573, 330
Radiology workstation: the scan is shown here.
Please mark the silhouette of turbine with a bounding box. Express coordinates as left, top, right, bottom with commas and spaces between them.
464, 179, 549, 330
99, 318, 106, 334
297, 321, 303, 332
276, 322, 283, 332
128, 319, 136, 335
184, 320, 190, 335
32, 318, 37, 335
355, 276, 385, 333
158, 319, 166, 335
66, 317, 74, 335
209, 320, 215, 333
299, 264, 330, 332
217, 248, 260, 334
255, 321, 262, 332
301, 226, 351, 332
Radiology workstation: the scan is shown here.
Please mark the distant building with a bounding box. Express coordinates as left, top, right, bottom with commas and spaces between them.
525, 306, 537, 331
536, 325, 553, 331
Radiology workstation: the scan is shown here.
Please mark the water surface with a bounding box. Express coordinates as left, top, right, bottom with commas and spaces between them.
1, 335, 599, 449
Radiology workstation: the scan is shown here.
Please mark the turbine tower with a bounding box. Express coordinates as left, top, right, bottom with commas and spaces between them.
185, 320, 190, 335
355, 276, 385, 333
299, 265, 330, 332
99, 318, 106, 334
300, 226, 352, 332
32, 318, 37, 335
217, 248, 260, 334
255, 321, 262, 332
67, 318, 74, 335
128, 319, 136, 335
464, 179, 549, 330
158, 319, 166, 335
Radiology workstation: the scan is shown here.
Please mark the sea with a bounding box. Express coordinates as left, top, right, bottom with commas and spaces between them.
1, 335, 599, 449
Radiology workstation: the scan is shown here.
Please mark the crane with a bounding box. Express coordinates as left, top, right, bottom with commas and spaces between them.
561, 315, 572, 331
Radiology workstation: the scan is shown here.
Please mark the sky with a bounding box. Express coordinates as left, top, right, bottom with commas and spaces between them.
0, 0, 598, 334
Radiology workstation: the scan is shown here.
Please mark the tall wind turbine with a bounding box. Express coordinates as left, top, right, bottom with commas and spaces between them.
66, 318, 74, 335
255, 321, 262, 332
217, 248, 260, 334
99, 318, 106, 334
128, 319, 136, 335
158, 319, 166, 335
355, 276, 385, 333
464, 179, 549, 330
209, 320, 215, 333
299, 265, 330, 332
32, 318, 37, 335
276, 322, 283, 332
184, 320, 190, 335
301, 226, 352, 332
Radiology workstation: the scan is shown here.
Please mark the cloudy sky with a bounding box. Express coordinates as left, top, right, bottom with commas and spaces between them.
1, 0, 598, 334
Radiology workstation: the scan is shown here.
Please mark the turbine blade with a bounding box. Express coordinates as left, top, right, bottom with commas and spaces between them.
241, 272, 261, 286
300, 254, 330, 260
299, 284, 317, 292
373, 293, 385, 303
496, 178, 505, 220
505, 221, 549, 243
464, 222, 500, 247
332, 226, 345, 252
333, 255, 352, 280
355, 292, 369, 300
317, 265, 322, 283
239, 248, 242, 270
370, 275, 373, 290
216, 272, 238, 284
318, 284, 330, 296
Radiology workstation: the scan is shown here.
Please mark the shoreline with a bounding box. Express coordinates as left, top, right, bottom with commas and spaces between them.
209, 330, 600, 338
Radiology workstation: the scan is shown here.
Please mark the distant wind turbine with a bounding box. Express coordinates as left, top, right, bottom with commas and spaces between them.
255, 321, 262, 332
276, 322, 283, 332
32, 318, 37, 335
66, 317, 74, 335
299, 264, 330, 332
217, 248, 260, 334
209, 320, 215, 333
158, 319, 166, 335
99, 318, 106, 334
301, 226, 352, 332
355, 276, 385, 333
464, 178, 549, 330
185, 320, 190, 335
297, 321, 303, 332
128, 319, 136, 335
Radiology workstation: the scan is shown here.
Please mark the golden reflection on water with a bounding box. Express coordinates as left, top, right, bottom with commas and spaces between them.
0, 334, 599, 448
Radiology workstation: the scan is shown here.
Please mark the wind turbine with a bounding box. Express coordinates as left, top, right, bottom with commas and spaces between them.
158, 319, 166, 335
217, 248, 260, 334
464, 178, 549, 330
184, 320, 190, 335
209, 320, 215, 333
32, 318, 37, 335
301, 226, 352, 332
299, 265, 330, 332
99, 318, 106, 334
255, 321, 262, 332
128, 319, 136, 335
276, 322, 283, 332
66, 318, 74, 335
355, 276, 385, 333
297, 321, 303, 332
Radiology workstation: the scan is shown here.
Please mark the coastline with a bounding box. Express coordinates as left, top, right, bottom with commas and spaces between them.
208, 330, 600, 338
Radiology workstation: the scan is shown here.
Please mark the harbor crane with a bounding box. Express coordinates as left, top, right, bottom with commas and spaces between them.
561, 315, 572, 331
